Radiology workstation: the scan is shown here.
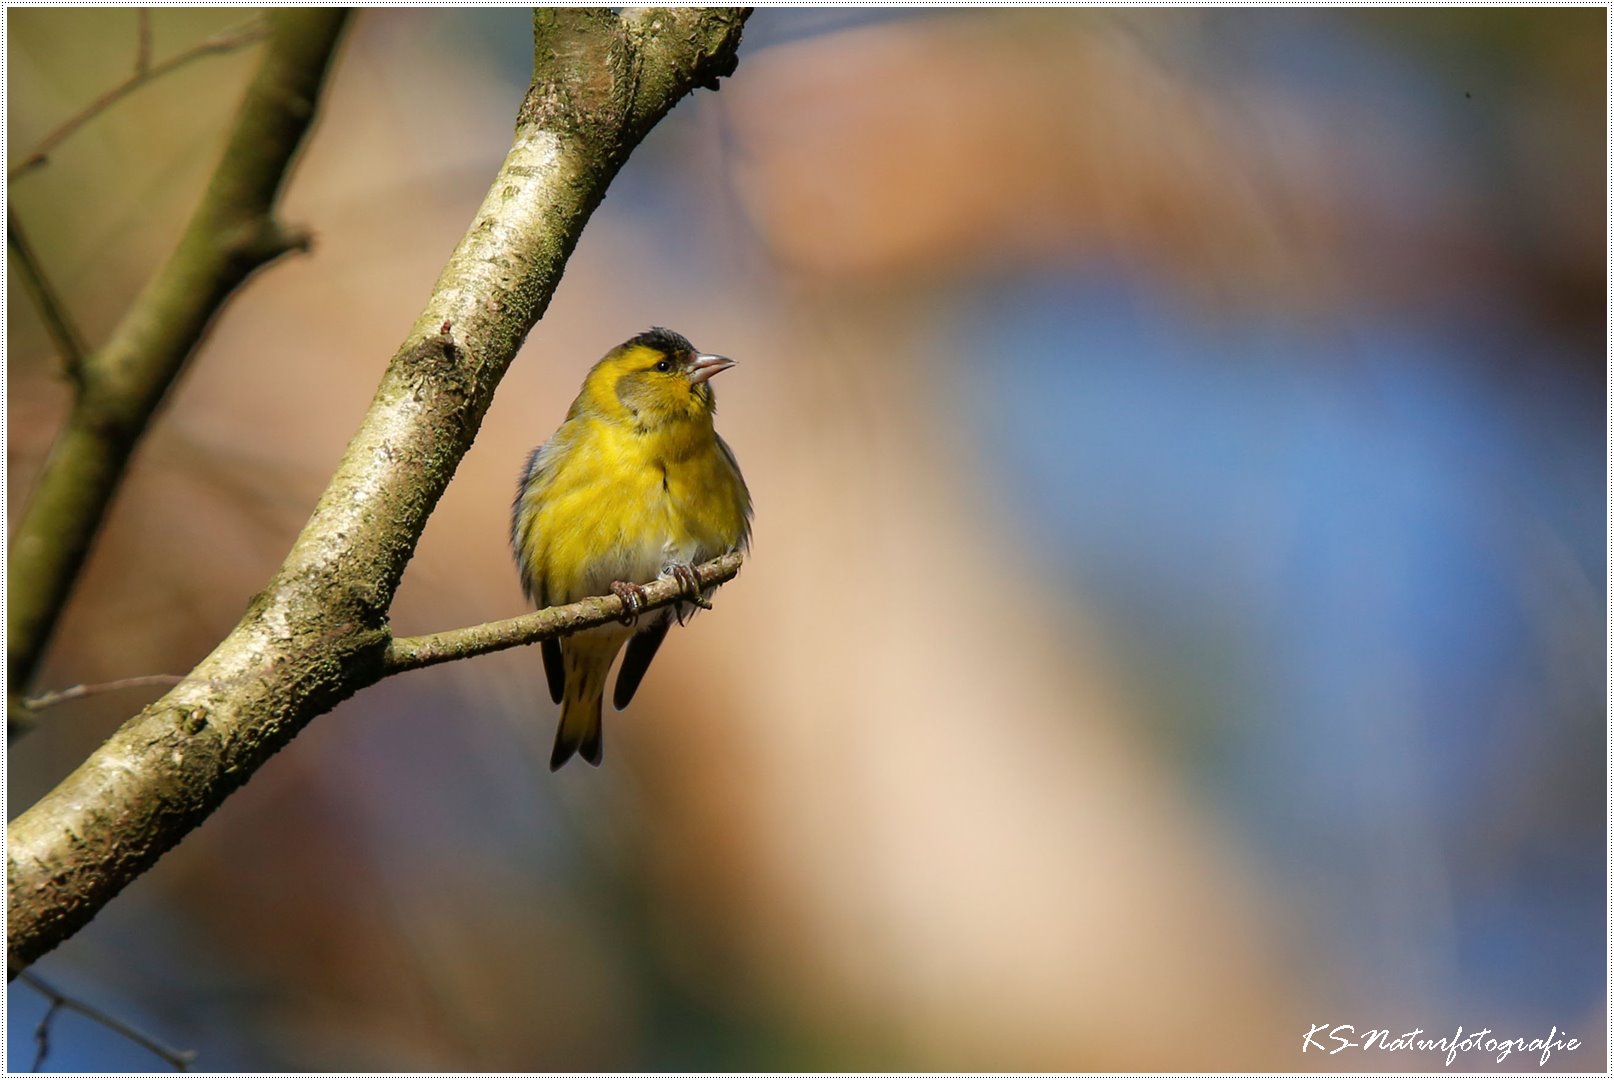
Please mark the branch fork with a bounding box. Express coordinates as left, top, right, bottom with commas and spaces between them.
8, 8, 751, 981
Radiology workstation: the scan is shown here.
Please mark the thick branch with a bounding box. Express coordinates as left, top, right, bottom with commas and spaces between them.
386, 552, 744, 674
6, 12, 346, 733
8, 8, 749, 977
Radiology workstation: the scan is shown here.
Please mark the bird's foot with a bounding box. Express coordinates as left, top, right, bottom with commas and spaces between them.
664, 563, 713, 626
610, 580, 648, 626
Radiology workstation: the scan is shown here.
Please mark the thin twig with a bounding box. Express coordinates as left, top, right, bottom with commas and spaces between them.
135, 12, 153, 76
6, 206, 89, 380
7, 12, 344, 732
385, 551, 746, 674
31, 997, 62, 1071
9, 17, 270, 182
22, 674, 186, 713
19, 970, 195, 1071
19, 619, 361, 724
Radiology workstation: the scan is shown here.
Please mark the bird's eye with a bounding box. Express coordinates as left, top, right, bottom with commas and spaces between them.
653, 358, 672, 373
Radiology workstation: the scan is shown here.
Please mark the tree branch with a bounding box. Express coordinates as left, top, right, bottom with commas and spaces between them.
6, 206, 89, 381
8, 17, 270, 182
8, 7, 750, 978
13, 551, 743, 718
19, 969, 195, 1071
385, 552, 744, 674
135, 13, 154, 78
21, 674, 186, 714
6, 11, 347, 739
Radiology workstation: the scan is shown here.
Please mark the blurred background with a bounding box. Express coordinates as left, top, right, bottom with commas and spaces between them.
6, 7, 1605, 1071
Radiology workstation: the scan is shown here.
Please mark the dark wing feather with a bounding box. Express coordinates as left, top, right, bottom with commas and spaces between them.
516, 437, 570, 704
715, 432, 753, 551
614, 618, 671, 710
542, 638, 565, 704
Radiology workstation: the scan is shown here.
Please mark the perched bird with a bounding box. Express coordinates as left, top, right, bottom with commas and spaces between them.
511, 328, 751, 770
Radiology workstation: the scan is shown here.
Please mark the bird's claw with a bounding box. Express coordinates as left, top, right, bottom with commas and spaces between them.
610, 580, 648, 626
665, 563, 712, 626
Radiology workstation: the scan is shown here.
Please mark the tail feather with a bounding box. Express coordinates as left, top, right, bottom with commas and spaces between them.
550, 635, 617, 770
551, 689, 603, 770
579, 714, 603, 766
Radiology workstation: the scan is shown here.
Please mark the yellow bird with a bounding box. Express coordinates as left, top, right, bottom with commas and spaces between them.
511, 328, 751, 769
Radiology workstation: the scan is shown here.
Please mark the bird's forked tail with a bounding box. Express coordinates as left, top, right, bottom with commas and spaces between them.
551, 642, 611, 770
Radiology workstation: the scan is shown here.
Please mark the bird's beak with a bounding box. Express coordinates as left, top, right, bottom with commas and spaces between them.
688, 353, 736, 385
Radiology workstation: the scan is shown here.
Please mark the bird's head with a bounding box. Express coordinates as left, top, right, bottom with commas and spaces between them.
576, 327, 735, 429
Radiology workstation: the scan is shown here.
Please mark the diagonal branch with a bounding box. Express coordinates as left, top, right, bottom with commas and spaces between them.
8, 17, 270, 182
6, 12, 346, 739
6, 206, 89, 381
7, 7, 750, 978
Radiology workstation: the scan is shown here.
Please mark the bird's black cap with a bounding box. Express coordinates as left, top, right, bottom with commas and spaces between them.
625, 327, 694, 357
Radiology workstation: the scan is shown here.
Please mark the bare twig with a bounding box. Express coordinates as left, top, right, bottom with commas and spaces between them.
386, 552, 745, 674
22, 674, 186, 713
31, 995, 62, 1071
19, 970, 195, 1071
20, 618, 366, 721
7, 12, 346, 741
6, 206, 89, 381
9, 17, 270, 182
135, 12, 154, 77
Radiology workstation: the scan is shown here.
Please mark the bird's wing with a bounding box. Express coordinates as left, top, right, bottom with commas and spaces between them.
613, 617, 671, 710
515, 434, 573, 702
715, 432, 753, 551
511, 434, 569, 603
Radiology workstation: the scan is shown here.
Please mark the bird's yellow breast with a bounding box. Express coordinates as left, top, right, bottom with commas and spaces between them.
514, 411, 749, 605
